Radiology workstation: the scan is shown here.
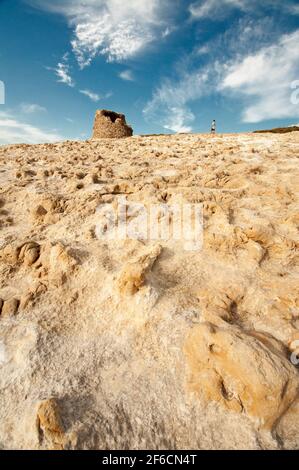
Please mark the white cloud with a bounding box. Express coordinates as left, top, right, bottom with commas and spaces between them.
0, 111, 63, 145
189, 0, 247, 19
79, 89, 112, 102
48, 55, 112, 101
50, 54, 75, 87
145, 28, 299, 132
162, 26, 173, 38
143, 10, 281, 133
20, 103, 47, 114
289, 4, 299, 15
143, 69, 211, 133
119, 69, 134, 81
162, 106, 195, 133
195, 45, 210, 55
189, 0, 299, 20
28, 0, 171, 68
79, 89, 102, 102
221, 30, 299, 123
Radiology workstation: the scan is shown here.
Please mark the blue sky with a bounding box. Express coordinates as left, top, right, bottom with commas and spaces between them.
0, 0, 299, 143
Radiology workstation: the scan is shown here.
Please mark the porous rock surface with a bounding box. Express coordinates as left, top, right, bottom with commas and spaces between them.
0, 132, 298, 449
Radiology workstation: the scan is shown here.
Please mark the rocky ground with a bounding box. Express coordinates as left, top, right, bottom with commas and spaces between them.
0, 132, 298, 450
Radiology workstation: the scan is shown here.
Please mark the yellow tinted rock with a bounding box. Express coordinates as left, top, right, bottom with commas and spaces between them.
184, 322, 299, 429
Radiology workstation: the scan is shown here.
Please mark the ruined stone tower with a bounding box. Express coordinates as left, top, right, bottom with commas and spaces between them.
92, 110, 133, 139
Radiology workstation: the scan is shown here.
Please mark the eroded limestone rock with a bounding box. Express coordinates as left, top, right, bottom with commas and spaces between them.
184, 322, 299, 429
118, 245, 162, 295
37, 398, 65, 450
